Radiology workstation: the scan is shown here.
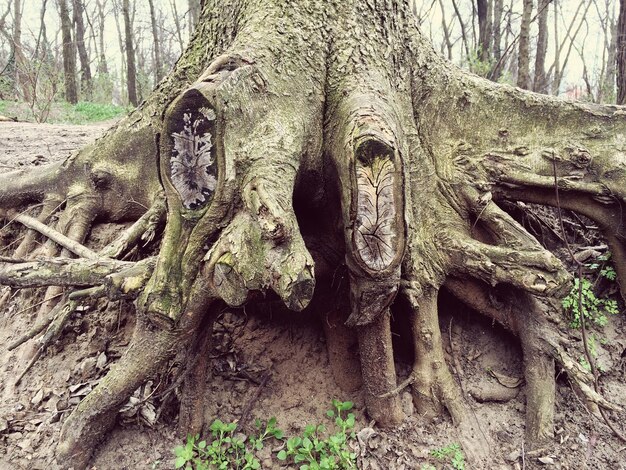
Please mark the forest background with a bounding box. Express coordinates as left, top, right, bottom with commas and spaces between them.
0, 0, 624, 125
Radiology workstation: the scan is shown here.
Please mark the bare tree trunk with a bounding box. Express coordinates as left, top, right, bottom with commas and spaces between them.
618, 0, 626, 103
148, 0, 163, 84
476, 0, 492, 62
451, 0, 471, 62
12, 0, 34, 103
437, 0, 453, 60
533, 0, 550, 93
517, 0, 533, 89
170, 0, 185, 53
491, 0, 504, 80
57, 0, 78, 103
188, 0, 201, 32
73, 0, 92, 100
604, 2, 618, 102
96, 0, 108, 74
122, 0, 138, 106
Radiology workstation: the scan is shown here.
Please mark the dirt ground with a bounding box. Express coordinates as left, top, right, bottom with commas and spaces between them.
1, 121, 626, 469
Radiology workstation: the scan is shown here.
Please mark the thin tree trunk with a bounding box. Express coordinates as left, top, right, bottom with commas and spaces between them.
533, 0, 550, 93
450, 0, 471, 63
437, 0, 453, 60
618, 0, 626, 103
604, 2, 617, 102
73, 0, 92, 100
188, 0, 201, 32
491, 0, 503, 80
122, 0, 138, 106
148, 0, 163, 84
476, 0, 492, 62
96, 0, 108, 74
171, 0, 185, 53
517, 0, 533, 90
57, 0, 78, 103
12, 0, 33, 102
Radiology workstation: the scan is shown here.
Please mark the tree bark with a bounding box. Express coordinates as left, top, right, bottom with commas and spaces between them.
618, 0, 626, 103
57, 0, 78, 103
122, 0, 138, 106
72, 0, 92, 100
476, 0, 492, 62
517, 0, 533, 89
95, 0, 108, 74
533, 0, 550, 93
148, 0, 163, 84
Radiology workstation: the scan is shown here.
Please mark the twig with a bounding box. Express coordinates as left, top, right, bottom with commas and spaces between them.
378, 375, 415, 398
235, 369, 272, 432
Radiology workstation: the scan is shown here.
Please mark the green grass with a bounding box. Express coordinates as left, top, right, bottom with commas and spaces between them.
0, 99, 129, 124
60, 101, 130, 124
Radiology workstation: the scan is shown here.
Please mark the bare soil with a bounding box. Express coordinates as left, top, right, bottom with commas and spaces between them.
1, 121, 626, 469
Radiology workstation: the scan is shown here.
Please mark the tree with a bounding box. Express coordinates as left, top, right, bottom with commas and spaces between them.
533, 0, 550, 93
121, 0, 138, 106
618, 0, 626, 103
518, 0, 533, 89
2, 0, 626, 468
72, 0, 92, 99
57, 0, 78, 103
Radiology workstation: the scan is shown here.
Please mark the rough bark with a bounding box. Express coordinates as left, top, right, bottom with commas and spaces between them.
618, 0, 626, 104
57, 0, 78, 104
72, 0, 92, 99
534, 0, 550, 93
148, 0, 163, 84
122, 0, 138, 106
1, 0, 626, 468
476, 0, 492, 62
518, 0, 533, 89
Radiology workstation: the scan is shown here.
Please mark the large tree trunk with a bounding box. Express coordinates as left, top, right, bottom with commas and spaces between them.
2, 0, 626, 468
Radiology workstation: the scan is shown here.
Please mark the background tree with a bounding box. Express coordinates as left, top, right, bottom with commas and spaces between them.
517, 0, 533, 89
121, 0, 137, 106
57, 0, 78, 103
72, 0, 92, 100
618, 0, 626, 104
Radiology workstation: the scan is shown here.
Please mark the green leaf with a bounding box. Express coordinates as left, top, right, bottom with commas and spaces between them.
277, 450, 288, 460
174, 456, 188, 469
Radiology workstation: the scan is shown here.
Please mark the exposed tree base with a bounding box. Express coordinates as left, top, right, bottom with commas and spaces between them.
2, 0, 626, 468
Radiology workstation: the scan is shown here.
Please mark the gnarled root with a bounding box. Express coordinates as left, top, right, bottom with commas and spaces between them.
56, 288, 214, 468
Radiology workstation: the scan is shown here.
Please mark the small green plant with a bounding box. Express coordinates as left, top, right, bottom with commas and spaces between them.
561, 277, 619, 328
174, 400, 358, 469
430, 442, 465, 470
277, 400, 358, 470
173, 417, 283, 470
562, 253, 620, 329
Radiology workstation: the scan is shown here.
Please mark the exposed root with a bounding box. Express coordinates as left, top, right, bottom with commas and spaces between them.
100, 194, 166, 259
405, 287, 491, 465
9, 211, 98, 259
356, 310, 404, 427
56, 285, 213, 467
178, 305, 217, 436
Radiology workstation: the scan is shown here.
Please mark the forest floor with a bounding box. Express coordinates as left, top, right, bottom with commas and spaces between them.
1, 121, 626, 469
